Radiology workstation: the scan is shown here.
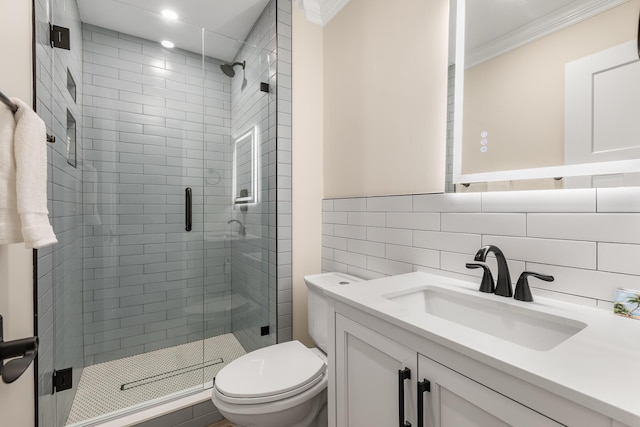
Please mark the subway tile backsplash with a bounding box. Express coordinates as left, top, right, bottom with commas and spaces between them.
322, 189, 640, 309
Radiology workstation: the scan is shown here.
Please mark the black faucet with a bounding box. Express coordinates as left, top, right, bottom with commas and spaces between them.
465, 263, 495, 293
514, 271, 554, 302
474, 245, 512, 297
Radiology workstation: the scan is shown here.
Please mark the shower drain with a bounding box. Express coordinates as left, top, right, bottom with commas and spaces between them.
120, 358, 224, 391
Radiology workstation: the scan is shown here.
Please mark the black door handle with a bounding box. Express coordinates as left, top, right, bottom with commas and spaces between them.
398, 367, 411, 427
0, 316, 38, 384
417, 379, 431, 427
185, 187, 192, 232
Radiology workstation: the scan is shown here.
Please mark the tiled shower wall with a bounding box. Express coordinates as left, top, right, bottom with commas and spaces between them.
276, 0, 294, 344
322, 188, 640, 309
35, 0, 85, 425
228, 1, 278, 353
81, 24, 234, 365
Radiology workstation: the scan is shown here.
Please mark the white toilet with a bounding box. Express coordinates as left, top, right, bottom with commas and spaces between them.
211, 272, 362, 427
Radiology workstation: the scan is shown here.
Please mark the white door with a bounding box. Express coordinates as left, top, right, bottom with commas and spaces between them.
565, 39, 640, 187
335, 314, 417, 427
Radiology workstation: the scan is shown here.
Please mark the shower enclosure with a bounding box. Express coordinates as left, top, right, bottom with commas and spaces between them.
34, 0, 292, 425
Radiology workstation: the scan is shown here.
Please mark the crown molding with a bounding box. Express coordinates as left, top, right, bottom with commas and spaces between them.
466, 0, 629, 68
296, 0, 351, 26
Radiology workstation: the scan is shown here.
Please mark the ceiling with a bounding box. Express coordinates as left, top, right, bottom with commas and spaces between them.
77, 0, 271, 61
464, 0, 577, 52
450, 0, 624, 66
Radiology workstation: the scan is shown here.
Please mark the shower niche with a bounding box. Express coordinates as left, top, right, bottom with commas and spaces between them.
66, 110, 76, 167
34, 0, 291, 425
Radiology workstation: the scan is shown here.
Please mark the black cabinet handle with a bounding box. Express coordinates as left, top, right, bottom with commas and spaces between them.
417, 379, 431, 427
185, 187, 192, 232
398, 367, 411, 427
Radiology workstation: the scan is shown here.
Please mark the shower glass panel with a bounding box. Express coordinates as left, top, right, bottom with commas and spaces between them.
66, 16, 209, 424
203, 24, 278, 369
36, 0, 276, 425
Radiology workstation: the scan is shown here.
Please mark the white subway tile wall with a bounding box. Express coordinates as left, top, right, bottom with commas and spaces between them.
322, 189, 640, 309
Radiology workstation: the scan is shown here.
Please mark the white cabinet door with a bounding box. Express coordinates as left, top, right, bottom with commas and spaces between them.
335, 314, 417, 427
417, 355, 562, 427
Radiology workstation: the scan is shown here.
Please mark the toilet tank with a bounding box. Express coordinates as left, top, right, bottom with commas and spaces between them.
304, 272, 362, 352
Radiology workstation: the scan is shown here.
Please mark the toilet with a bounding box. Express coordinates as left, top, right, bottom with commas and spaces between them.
211, 272, 362, 427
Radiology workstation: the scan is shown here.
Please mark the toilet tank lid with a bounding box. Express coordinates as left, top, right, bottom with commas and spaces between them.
304, 272, 362, 292
214, 341, 326, 399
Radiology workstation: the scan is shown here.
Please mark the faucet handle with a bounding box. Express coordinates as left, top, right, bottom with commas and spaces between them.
514, 271, 554, 302
465, 263, 495, 294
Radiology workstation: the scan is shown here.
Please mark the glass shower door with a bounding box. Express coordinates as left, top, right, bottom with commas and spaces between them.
41, 1, 211, 424
66, 19, 208, 426
37, 0, 280, 424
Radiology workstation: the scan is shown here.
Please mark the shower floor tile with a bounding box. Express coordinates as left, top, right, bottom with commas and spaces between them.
66, 333, 246, 426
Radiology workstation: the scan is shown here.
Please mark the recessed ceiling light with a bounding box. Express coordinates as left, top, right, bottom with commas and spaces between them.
162, 9, 178, 20
161, 40, 175, 48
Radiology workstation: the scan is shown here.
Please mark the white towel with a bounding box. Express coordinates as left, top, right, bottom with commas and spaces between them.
0, 98, 57, 249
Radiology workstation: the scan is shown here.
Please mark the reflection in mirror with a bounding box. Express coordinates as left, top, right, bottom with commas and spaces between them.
451, 0, 640, 191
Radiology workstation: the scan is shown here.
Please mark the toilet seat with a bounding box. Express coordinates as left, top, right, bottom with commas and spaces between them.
214, 341, 326, 405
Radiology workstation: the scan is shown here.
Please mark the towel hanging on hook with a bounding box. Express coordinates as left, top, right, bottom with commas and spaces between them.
0, 97, 58, 249
0, 90, 18, 114
0, 90, 55, 144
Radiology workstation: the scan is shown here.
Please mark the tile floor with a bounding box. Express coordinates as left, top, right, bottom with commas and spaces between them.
66, 334, 245, 425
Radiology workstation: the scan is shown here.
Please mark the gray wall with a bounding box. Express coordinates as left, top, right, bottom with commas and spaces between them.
35, 0, 85, 425
81, 24, 234, 365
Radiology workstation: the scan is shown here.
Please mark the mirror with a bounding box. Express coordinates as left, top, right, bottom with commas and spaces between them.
451, 0, 640, 191
233, 127, 259, 206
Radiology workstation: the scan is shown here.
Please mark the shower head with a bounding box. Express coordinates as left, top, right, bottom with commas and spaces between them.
220, 61, 245, 77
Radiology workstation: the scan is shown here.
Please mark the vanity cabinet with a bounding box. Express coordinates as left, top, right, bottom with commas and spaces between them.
335, 313, 418, 426
417, 354, 559, 427
332, 310, 614, 427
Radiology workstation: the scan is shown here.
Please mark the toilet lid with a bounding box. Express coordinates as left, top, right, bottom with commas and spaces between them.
214, 341, 326, 399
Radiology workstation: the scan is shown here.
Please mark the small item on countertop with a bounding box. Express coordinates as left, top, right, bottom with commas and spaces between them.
613, 288, 640, 320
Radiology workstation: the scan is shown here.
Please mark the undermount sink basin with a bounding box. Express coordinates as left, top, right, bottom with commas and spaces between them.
385, 286, 587, 351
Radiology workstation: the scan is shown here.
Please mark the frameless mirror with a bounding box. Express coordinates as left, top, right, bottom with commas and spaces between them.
451, 0, 640, 191
233, 127, 258, 206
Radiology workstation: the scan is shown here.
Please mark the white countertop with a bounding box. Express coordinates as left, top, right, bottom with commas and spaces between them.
324, 271, 640, 426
